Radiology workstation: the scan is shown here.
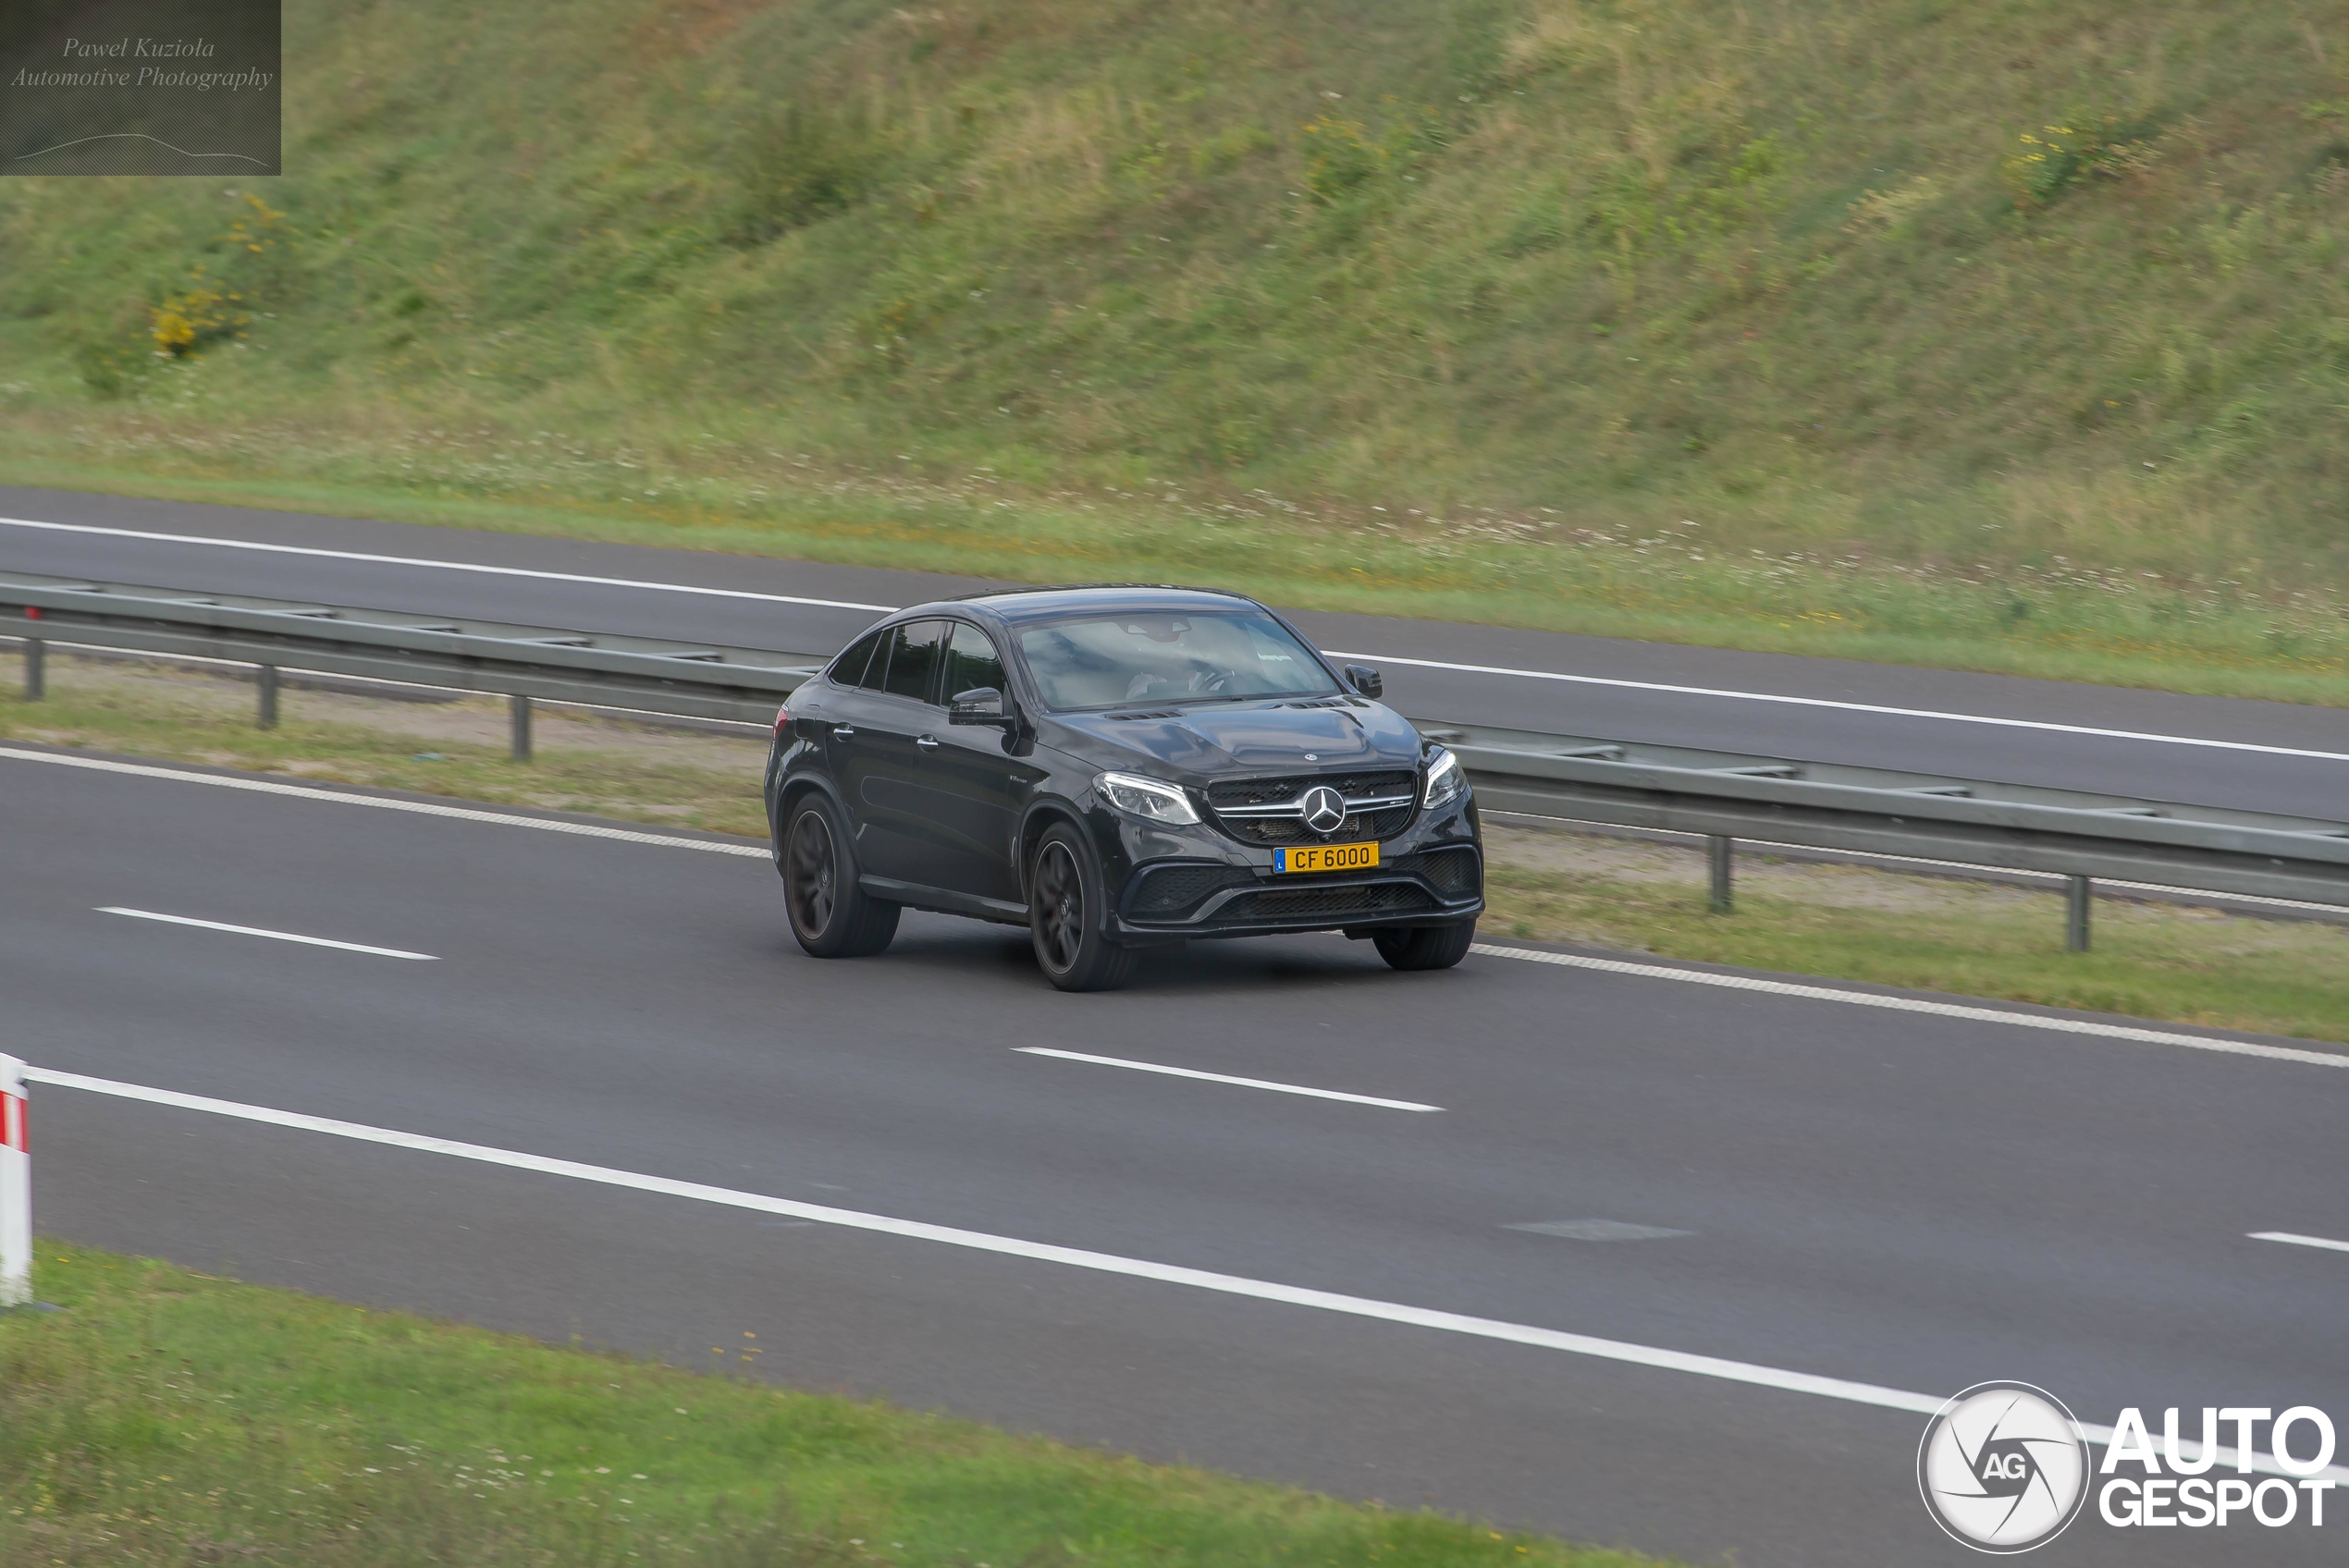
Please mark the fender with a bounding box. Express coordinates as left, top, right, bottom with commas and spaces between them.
1012, 794, 1091, 901
770, 769, 855, 864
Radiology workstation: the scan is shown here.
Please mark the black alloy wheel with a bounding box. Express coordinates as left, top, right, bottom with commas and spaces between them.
1028, 823, 1137, 992
1372, 920, 1476, 972
782, 794, 900, 958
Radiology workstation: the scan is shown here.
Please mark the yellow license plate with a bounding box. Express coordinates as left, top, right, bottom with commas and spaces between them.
1275, 841, 1380, 875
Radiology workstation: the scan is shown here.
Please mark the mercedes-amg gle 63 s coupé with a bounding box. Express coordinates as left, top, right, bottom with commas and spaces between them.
764, 585, 1483, 991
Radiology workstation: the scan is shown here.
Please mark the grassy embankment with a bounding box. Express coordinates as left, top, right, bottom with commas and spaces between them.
0, 1243, 1666, 1568
6, 1, 2349, 701
9, 652, 2348, 1046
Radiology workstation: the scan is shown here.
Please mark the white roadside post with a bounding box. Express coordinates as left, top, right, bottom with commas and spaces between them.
1, 1054, 30, 1307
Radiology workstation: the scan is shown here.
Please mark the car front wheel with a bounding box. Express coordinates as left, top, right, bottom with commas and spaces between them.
1372, 921, 1476, 972
1028, 823, 1137, 992
781, 794, 900, 958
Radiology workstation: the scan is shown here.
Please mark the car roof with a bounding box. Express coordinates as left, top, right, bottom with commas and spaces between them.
923, 583, 1269, 626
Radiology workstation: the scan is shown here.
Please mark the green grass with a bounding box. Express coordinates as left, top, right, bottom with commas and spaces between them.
0, 1243, 1667, 1568
1482, 841, 2349, 1047
5, 0, 2349, 701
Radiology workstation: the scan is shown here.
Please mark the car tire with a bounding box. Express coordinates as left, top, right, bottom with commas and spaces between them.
781, 793, 900, 958
1372, 920, 1476, 972
1028, 823, 1137, 992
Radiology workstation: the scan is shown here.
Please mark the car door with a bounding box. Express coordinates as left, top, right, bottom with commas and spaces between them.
846, 619, 949, 885
918, 620, 1038, 906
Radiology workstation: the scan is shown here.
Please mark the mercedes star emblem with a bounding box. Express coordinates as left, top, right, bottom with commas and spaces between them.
1300, 786, 1347, 834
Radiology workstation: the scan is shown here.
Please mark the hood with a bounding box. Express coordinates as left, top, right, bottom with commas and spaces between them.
1046, 699, 1423, 779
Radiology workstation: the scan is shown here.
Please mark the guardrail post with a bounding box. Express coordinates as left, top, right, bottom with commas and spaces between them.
510, 693, 533, 763
21, 635, 42, 702
1, 1055, 29, 1309
1707, 835, 1734, 913
2066, 876, 2092, 952
255, 664, 279, 729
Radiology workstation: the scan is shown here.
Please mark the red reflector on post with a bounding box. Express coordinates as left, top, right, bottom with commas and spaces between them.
1, 1054, 27, 1307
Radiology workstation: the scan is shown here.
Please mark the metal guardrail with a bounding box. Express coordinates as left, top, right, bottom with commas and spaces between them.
8, 570, 2348, 950
0, 570, 823, 759
1418, 719, 2349, 945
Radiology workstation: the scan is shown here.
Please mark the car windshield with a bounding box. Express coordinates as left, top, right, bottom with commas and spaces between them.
1016, 611, 1343, 711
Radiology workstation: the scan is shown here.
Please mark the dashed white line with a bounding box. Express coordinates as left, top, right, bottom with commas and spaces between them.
1015, 1047, 1441, 1111
8, 514, 2335, 760
98, 906, 438, 961
20, 1064, 2341, 1481
2250, 1231, 2349, 1255
1469, 944, 2349, 1070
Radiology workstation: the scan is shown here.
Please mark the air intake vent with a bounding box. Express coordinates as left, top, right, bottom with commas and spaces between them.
1420, 848, 1481, 899
1127, 864, 1250, 919
1217, 882, 1436, 922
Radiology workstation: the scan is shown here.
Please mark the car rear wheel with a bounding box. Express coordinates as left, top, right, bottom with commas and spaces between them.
782, 794, 900, 958
1372, 920, 1476, 972
1029, 824, 1137, 992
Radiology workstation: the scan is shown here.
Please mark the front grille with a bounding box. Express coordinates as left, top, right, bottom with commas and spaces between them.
1420, 847, 1482, 899
1218, 805, 1414, 846
1207, 770, 1414, 808
1206, 769, 1417, 847
1127, 864, 1250, 919
1215, 881, 1436, 922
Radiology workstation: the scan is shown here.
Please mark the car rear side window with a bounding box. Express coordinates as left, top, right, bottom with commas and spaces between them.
942, 622, 1007, 703
830, 630, 886, 689
881, 619, 947, 703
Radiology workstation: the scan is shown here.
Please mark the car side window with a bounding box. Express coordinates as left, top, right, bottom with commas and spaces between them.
830, 630, 886, 689
881, 619, 946, 704
943, 622, 1008, 703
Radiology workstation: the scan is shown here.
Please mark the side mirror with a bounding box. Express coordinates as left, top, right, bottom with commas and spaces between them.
1343, 664, 1384, 699
948, 686, 1013, 726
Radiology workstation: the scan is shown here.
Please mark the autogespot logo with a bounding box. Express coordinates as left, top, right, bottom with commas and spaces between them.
1918, 1382, 2092, 1552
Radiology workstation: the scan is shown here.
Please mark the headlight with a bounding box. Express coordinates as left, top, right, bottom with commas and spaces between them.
1422, 746, 1466, 808
1097, 771, 1200, 827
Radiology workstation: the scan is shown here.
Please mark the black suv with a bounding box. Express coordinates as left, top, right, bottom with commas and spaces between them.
764, 585, 1482, 990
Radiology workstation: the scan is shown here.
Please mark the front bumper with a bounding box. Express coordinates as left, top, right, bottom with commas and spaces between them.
1099, 793, 1484, 941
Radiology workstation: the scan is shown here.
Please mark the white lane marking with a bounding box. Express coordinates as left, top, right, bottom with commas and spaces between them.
1331, 649, 2349, 764
23, 1065, 2340, 1481
1014, 1047, 1441, 1111
1470, 944, 2349, 1070
0, 516, 896, 614
2250, 1231, 2349, 1254
98, 906, 437, 961
0, 747, 769, 858
6, 515, 2335, 763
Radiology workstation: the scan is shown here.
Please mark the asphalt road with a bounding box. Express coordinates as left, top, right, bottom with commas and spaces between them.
6, 484, 2349, 817
6, 743, 2344, 1566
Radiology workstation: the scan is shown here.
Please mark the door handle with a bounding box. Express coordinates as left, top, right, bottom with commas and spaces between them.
916, 735, 941, 749
832, 725, 855, 740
